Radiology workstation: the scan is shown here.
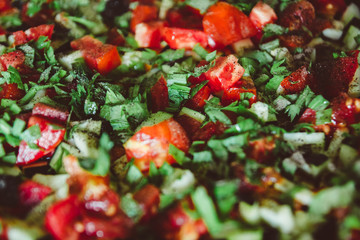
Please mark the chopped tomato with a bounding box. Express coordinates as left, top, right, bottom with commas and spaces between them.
204, 54, 245, 93
150, 75, 169, 113
331, 94, 360, 127
133, 184, 160, 221
130, 4, 158, 33
163, 27, 208, 50
311, 0, 346, 17
25, 24, 54, 42
246, 137, 276, 164
221, 78, 257, 106
18, 180, 52, 208
279, 32, 312, 48
135, 21, 167, 48
310, 51, 359, 99
185, 85, 211, 110
166, 7, 203, 30
299, 108, 317, 124
0, 50, 26, 71
0, 83, 25, 100
192, 121, 226, 141
278, 65, 310, 95
71, 35, 121, 75
203, 2, 257, 48
32, 102, 69, 123
175, 114, 203, 139
45, 195, 81, 240
107, 27, 125, 46
124, 118, 190, 172
12, 25, 54, 46
0, 0, 11, 12
279, 0, 315, 31
249, 2, 278, 29
17, 116, 65, 165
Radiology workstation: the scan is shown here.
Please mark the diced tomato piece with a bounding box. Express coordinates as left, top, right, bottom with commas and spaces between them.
204, 54, 244, 93
130, 4, 158, 33
163, 27, 208, 50
187, 60, 208, 85
331, 94, 360, 126
203, 2, 257, 48
133, 184, 160, 221
124, 118, 189, 172
107, 27, 125, 46
0, 83, 25, 100
135, 21, 167, 48
0, 50, 26, 72
166, 7, 203, 30
82, 213, 133, 239
192, 121, 226, 141
25, 24, 54, 42
249, 2, 277, 29
17, 116, 65, 165
12, 31, 27, 46
279, 32, 312, 48
311, 0, 346, 17
71, 35, 121, 75
175, 114, 203, 138
185, 85, 211, 110
18, 180, 52, 208
246, 137, 276, 164
45, 195, 81, 240
150, 75, 169, 113
278, 65, 310, 95
299, 108, 317, 124
279, 0, 315, 31
0, 0, 11, 12
32, 102, 69, 123
221, 78, 257, 106
310, 51, 359, 99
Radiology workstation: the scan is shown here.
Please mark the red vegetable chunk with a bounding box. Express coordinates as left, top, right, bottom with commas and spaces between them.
124, 118, 189, 172
17, 116, 65, 165
32, 102, 69, 123
163, 27, 208, 50
71, 35, 121, 75
135, 21, 166, 48
249, 2, 278, 29
150, 75, 169, 113
19, 180, 52, 207
278, 65, 311, 95
0, 50, 26, 71
130, 4, 158, 33
204, 54, 245, 93
12, 24, 54, 46
0, 83, 25, 100
203, 2, 257, 48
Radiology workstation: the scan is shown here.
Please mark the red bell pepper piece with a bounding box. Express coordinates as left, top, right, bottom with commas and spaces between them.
203, 2, 257, 48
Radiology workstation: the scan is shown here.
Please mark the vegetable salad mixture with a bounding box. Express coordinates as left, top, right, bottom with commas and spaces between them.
0, 0, 360, 239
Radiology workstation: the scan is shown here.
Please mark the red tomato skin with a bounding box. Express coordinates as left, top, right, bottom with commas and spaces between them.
107, 27, 125, 46
18, 180, 52, 207
12, 31, 28, 46
185, 85, 211, 111
17, 116, 65, 165
203, 2, 257, 47
25, 24, 54, 41
130, 5, 158, 33
0, 83, 25, 100
135, 21, 167, 48
0, 0, 11, 12
133, 184, 160, 221
150, 75, 169, 113
71, 36, 121, 75
45, 195, 81, 240
124, 118, 189, 172
0, 50, 26, 71
331, 94, 360, 127
204, 55, 245, 93
249, 2, 278, 29
163, 27, 208, 50
299, 108, 317, 124
221, 78, 257, 106
32, 102, 69, 123
279, 65, 310, 94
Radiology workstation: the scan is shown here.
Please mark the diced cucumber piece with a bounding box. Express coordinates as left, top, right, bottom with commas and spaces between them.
70, 119, 102, 136
283, 132, 325, 151
343, 25, 360, 50
7, 220, 45, 240
179, 107, 206, 123
136, 111, 172, 130
250, 102, 276, 122
322, 28, 343, 40
58, 50, 82, 70
231, 38, 254, 55
339, 144, 359, 167
73, 131, 99, 158
342, 3, 360, 26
